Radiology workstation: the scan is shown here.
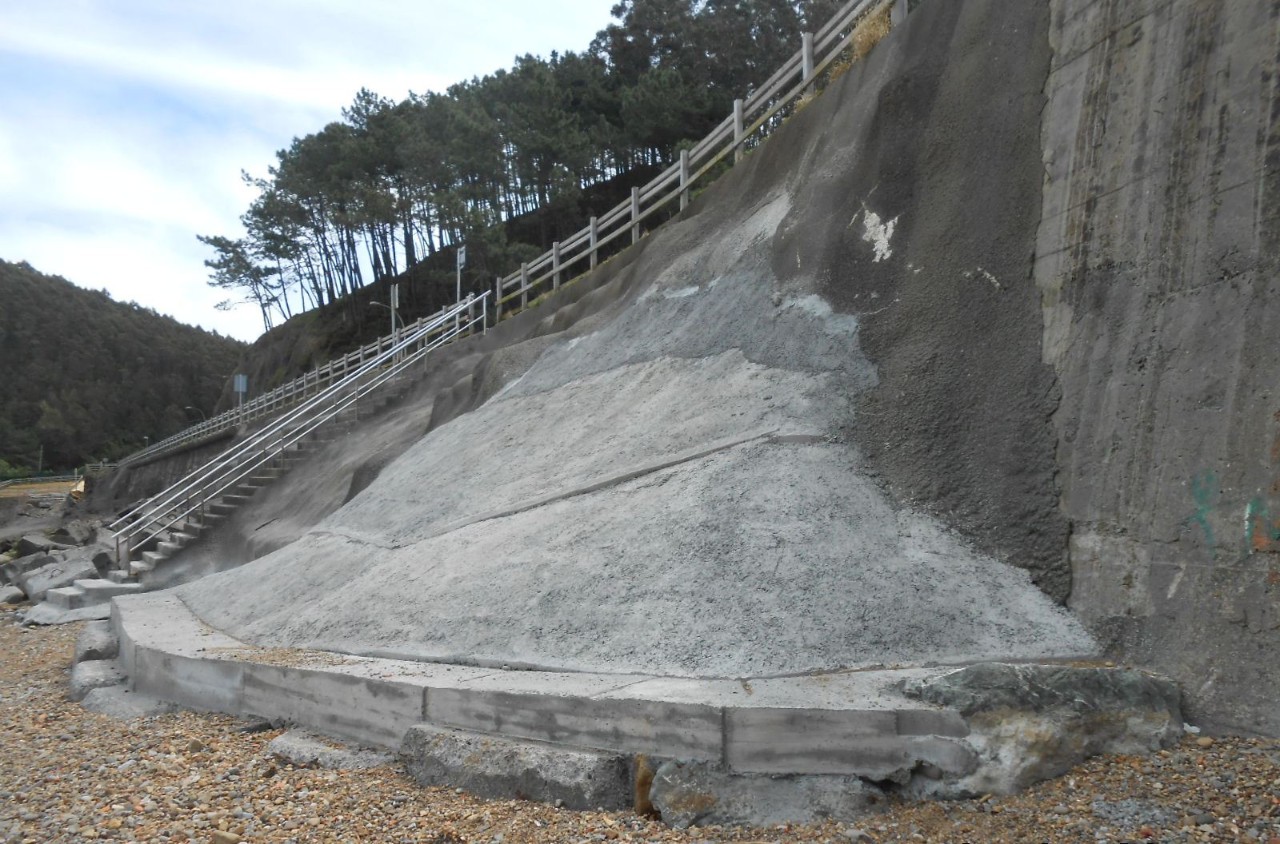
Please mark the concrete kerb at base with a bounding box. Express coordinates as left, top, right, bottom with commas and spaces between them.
108, 592, 1184, 826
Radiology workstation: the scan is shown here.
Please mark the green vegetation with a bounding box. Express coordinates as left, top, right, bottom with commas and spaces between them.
201, 0, 846, 331
0, 261, 245, 473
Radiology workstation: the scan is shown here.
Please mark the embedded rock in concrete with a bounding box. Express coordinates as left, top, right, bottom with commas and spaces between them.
0, 552, 54, 586
80, 686, 178, 720
902, 663, 1182, 795
14, 560, 95, 603
400, 724, 631, 811
0, 586, 23, 605
75, 620, 119, 663
649, 760, 885, 829
268, 730, 394, 770
69, 660, 125, 702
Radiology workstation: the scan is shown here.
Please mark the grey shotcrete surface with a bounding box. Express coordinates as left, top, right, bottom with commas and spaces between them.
179, 21, 1095, 678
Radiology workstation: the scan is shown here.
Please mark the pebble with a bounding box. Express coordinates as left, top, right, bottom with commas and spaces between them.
1, 606, 1278, 844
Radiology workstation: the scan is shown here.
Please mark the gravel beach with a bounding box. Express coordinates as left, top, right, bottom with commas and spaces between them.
2, 607, 1278, 844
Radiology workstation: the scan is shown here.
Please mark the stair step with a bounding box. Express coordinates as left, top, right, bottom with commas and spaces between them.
105, 571, 130, 584
156, 541, 182, 557
46, 585, 87, 610
129, 560, 153, 577
222, 493, 252, 507
73, 579, 145, 602
206, 502, 236, 516
169, 530, 197, 546
141, 550, 166, 568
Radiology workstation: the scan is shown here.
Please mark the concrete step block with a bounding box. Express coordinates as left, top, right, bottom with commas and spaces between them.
105, 571, 130, 584
74, 579, 145, 603
206, 502, 236, 517
128, 560, 153, 577
45, 585, 86, 610
400, 724, 631, 812
156, 541, 182, 557
221, 493, 252, 507
141, 550, 166, 569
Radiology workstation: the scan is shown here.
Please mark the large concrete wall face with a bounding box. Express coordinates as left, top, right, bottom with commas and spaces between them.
1037, 0, 1280, 733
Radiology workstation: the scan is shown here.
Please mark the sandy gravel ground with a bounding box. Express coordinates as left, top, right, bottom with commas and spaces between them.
2, 608, 1278, 844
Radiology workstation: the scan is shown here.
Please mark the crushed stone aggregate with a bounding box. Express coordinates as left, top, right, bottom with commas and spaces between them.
2, 607, 1278, 843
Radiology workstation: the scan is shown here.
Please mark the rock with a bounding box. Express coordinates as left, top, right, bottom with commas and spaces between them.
902, 663, 1183, 796
74, 621, 119, 663
79, 686, 177, 720
50, 520, 94, 547
68, 660, 124, 702
21, 602, 111, 626
210, 832, 241, 844
400, 724, 630, 811
0, 586, 23, 605
14, 535, 53, 557
648, 760, 886, 829
12, 559, 95, 603
268, 730, 394, 770
0, 553, 55, 586
1195, 736, 1215, 748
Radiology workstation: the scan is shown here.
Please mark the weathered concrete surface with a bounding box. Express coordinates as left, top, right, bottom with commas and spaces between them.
1035, 0, 1280, 734
649, 760, 886, 828
400, 725, 632, 811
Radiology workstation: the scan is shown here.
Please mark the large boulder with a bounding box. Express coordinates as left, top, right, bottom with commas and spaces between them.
14, 535, 53, 557
51, 520, 95, 547
1, 553, 56, 586
13, 559, 95, 603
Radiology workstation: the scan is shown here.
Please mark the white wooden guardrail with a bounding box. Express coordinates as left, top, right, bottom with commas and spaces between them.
492, 0, 900, 317
113, 0, 904, 472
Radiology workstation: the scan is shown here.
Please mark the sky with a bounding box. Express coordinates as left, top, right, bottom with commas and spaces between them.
0, 1, 616, 343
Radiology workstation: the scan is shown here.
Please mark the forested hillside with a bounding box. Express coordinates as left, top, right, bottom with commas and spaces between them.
203, 0, 845, 331
0, 261, 245, 474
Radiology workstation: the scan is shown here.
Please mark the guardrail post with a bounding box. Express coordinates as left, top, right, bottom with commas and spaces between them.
631, 187, 641, 244
482, 293, 488, 334
495, 276, 503, 324
552, 240, 561, 289
520, 263, 529, 308
589, 216, 599, 269
734, 98, 745, 163
802, 32, 815, 95
680, 149, 691, 211
891, 0, 908, 26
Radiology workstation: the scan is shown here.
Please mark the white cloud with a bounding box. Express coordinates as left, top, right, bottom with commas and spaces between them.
0, 1, 616, 343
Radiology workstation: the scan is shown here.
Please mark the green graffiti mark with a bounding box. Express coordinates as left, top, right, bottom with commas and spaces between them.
1188, 470, 1219, 554
1243, 496, 1280, 552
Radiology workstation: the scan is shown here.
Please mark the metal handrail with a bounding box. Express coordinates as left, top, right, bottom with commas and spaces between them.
493, 0, 889, 314
112, 294, 487, 563
110, 296, 474, 535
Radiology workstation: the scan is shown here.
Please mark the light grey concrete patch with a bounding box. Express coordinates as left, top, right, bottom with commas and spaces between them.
649, 760, 886, 829
69, 659, 125, 702
75, 620, 118, 663
267, 729, 393, 770
182, 440, 1091, 678
400, 724, 632, 811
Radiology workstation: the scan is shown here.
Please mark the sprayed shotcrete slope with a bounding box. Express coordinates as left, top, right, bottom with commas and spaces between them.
177, 2, 1094, 676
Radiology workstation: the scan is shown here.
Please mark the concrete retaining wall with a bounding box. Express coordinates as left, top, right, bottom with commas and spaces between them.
1036, 0, 1280, 734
